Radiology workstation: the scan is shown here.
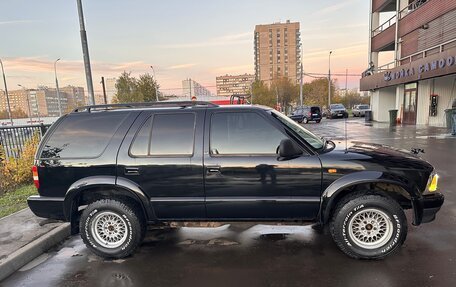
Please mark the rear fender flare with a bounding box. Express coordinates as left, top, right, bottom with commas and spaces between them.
63, 176, 155, 222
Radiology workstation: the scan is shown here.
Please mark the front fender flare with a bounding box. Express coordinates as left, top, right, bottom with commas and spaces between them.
320, 171, 419, 224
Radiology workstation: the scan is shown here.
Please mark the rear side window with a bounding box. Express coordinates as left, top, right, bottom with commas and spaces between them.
130, 113, 196, 157
41, 112, 128, 159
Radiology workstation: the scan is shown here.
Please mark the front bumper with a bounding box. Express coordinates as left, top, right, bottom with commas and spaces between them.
28, 195, 66, 221
412, 193, 444, 225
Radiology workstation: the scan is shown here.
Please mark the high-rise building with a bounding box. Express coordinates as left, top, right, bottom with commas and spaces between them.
360, 0, 456, 126
254, 20, 301, 85
105, 78, 117, 104
182, 79, 212, 100
216, 74, 255, 97
0, 89, 31, 116
60, 85, 85, 110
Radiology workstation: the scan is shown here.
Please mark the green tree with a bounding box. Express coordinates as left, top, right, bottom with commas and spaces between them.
252, 80, 275, 107
112, 71, 159, 103
302, 78, 337, 108
137, 73, 159, 102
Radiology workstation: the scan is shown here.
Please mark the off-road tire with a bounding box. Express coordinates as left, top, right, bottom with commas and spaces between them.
80, 199, 146, 259
330, 193, 407, 260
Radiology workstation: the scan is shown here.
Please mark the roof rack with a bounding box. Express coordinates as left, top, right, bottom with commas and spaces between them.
72, 101, 218, 113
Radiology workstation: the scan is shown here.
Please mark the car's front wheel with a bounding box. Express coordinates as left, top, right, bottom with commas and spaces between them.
330, 193, 407, 259
80, 199, 146, 259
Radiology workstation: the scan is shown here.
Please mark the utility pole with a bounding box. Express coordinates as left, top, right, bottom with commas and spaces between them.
328, 51, 333, 107
0, 59, 13, 125
345, 68, 348, 96
101, 77, 107, 104
54, 58, 62, 116
77, 0, 95, 105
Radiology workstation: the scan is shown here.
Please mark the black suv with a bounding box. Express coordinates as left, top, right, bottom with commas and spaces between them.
289, 106, 322, 124
326, 103, 349, 119
28, 102, 444, 259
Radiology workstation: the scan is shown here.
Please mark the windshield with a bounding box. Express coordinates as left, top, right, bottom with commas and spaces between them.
270, 110, 324, 149
359, 105, 369, 109
330, 104, 345, 109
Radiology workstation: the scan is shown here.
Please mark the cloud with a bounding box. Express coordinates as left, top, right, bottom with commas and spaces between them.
155, 32, 251, 49
0, 20, 39, 26
167, 63, 197, 70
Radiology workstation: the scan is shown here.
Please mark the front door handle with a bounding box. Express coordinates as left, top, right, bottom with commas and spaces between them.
206, 166, 221, 173
125, 167, 140, 175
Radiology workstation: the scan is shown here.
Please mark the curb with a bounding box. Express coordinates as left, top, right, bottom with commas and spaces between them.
0, 222, 71, 282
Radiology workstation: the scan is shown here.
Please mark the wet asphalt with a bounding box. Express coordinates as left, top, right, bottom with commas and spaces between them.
2, 118, 455, 287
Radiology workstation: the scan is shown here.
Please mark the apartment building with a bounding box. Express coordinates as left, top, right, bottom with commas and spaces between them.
0, 86, 86, 117
254, 20, 301, 85
0, 89, 32, 116
182, 78, 212, 100
216, 74, 255, 97
360, 0, 456, 126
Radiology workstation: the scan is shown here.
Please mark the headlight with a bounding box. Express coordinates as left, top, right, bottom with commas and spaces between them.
425, 172, 439, 194
428, 174, 439, 192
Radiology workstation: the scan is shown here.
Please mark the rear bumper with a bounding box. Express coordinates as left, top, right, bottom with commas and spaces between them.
412, 193, 444, 225
27, 195, 66, 221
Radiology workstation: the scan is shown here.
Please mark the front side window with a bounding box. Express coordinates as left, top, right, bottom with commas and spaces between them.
130, 113, 195, 156
210, 112, 287, 155
271, 110, 324, 149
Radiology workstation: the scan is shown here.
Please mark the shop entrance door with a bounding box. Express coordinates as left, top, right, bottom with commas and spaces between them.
403, 83, 418, 125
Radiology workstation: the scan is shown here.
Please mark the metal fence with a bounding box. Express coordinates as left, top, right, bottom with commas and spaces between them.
0, 124, 51, 159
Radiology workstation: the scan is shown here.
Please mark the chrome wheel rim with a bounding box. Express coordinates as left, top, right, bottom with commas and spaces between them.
348, 208, 394, 249
91, 211, 128, 249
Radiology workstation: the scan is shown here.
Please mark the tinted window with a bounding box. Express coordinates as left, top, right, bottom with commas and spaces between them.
310, 107, 320, 113
210, 112, 287, 155
359, 105, 369, 109
330, 104, 345, 109
130, 113, 195, 156
41, 112, 128, 158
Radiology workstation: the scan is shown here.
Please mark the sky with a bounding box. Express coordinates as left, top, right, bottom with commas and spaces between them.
0, 0, 370, 96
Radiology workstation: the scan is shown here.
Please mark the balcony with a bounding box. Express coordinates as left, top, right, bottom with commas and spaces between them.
372, 0, 396, 13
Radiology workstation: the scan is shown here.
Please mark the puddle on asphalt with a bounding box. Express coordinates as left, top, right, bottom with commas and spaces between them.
151, 224, 319, 248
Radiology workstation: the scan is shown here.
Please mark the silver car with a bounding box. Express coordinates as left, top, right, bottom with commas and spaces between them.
352, 104, 370, 117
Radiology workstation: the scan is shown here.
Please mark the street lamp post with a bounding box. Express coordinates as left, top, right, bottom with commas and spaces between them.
150, 65, 159, 102
0, 59, 13, 125
18, 84, 32, 123
54, 58, 62, 116
77, 0, 95, 105
328, 51, 333, 107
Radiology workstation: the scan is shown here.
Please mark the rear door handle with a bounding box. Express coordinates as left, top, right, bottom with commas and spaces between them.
206, 166, 221, 173
125, 167, 140, 175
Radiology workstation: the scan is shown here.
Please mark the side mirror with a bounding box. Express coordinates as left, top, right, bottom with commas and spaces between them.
278, 139, 303, 160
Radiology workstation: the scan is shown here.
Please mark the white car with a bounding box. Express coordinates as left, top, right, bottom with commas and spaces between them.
352, 104, 370, 117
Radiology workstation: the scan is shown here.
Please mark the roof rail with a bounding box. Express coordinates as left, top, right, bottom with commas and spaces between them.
72, 101, 218, 113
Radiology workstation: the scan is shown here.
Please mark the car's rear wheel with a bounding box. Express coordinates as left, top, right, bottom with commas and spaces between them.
80, 199, 145, 259
330, 193, 407, 259
303, 117, 309, 124
316, 119, 321, 123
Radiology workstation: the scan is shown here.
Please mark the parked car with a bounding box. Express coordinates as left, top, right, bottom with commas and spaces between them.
289, 106, 322, 124
352, 104, 370, 117
326, 104, 349, 119
28, 101, 444, 259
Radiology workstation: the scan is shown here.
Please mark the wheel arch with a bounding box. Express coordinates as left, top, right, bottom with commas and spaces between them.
64, 176, 155, 232
320, 171, 419, 224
